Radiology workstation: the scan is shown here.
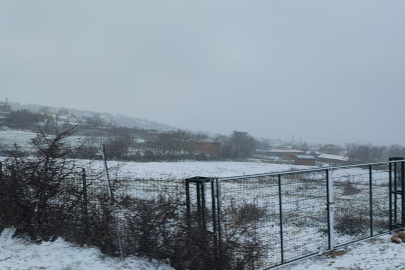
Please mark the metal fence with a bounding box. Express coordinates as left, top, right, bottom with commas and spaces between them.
186, 159, 405, 269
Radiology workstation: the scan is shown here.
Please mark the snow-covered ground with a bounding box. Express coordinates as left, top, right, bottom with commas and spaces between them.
289, 234, 405, 270
1, 227, 404, 270
0, 228, 174, 270
0, 129, 37, 149
80, 160, 314, 180
0, 129, 87, 152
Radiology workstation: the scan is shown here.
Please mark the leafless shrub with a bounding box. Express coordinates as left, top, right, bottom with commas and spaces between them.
341, 175, 362, 196
121, 195, 265, 270
0, 127, 83, 241
227, 201, 268, 225
84, 194, 119, 255
334, 201, 369, 235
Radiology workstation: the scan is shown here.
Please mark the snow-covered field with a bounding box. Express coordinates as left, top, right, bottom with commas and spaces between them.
0, 129, 37, 149
81, 160, 314, 180
0, 129, 87, 152
289, 234, 405, 270
0, 228, 174, 270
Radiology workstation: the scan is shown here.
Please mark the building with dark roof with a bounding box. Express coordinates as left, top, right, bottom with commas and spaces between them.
295, 155, 316, 166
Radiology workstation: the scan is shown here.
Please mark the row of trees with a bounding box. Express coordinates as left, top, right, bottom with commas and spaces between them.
1, 107, 115, 130
347, 143, 405, 163
315, 142, 405, 163
1, 108, 261, 161
3, 109, 47, 129
78, 128, 260, 161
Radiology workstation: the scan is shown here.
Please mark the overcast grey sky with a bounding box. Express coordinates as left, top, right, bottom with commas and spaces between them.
1, 0, 405, 145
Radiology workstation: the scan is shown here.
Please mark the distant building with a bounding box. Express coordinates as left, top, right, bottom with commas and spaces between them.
268, 149, 304, 160
295, 155, 316, 166
317, 154, 349, 165
183, 138, 221, 155
306, 150, 322, 156
193, 139, 221, 155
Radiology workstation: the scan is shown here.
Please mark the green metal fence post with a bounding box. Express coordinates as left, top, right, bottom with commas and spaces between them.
278, 174, 284, 264
389, 162, 393, 231
369, 165, 373, 237
326, 169, 334, 251
401, 161, 405, 227
394, 162, 398, 225
211, 180, 217, 246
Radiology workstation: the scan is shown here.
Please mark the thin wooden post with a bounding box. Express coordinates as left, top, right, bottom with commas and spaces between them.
82, 168, 89, 242
0, 162, 3, 183
101, 144, 123, 259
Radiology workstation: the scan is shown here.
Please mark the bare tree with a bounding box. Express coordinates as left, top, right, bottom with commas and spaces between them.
347, 143, 386, 163
221, 131, 257, 159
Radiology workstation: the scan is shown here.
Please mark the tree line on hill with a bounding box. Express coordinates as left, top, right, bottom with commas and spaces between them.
78, 127, 260, 161
4, 101, 175, 131
1, 108, 263, 161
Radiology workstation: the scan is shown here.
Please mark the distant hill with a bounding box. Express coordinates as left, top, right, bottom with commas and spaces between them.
7, 102, 177, 131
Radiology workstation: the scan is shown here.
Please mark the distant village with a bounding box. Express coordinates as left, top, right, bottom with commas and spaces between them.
1, 98, 403, 164
254, 146, 349, 167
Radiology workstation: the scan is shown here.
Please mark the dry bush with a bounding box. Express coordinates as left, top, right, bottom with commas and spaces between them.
334, 201, 369, 235
341, 175, 362, 196
227, 201, 268, 225
83, 194, 120, 255
121, 195, 265, 270
0, 127, 83, 241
